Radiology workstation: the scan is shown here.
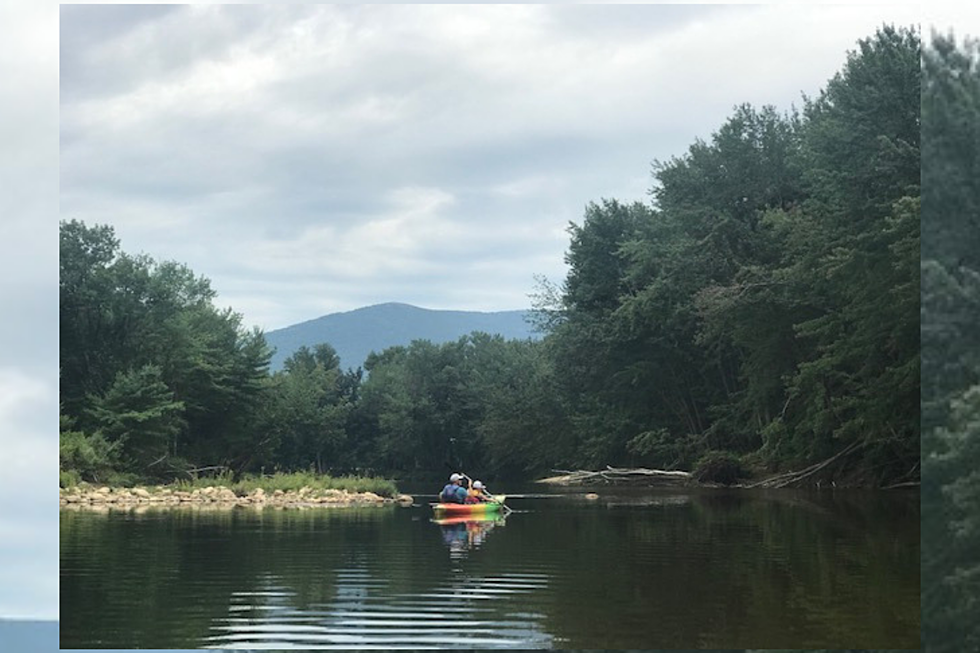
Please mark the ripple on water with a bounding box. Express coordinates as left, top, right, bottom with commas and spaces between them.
204, 569, 553, 649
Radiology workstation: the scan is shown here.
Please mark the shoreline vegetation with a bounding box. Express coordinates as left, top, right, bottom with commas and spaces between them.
59, 471, 413, 510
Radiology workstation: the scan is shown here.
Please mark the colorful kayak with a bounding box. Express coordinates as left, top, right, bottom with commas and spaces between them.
431, 496, 507, 515
432, 512, 505, 526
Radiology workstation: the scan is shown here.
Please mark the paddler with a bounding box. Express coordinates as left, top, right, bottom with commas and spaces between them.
466, 480, 489, 503
439, 473, 468, 503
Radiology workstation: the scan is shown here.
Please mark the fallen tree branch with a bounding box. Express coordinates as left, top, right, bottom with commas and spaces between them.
182, 465, 231, 479
539, 466, 693, 486
881, 481, 920, 490
746, 440, 865, 489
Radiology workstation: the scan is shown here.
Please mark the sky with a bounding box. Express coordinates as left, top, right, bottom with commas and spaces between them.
0, 0, 971, 628
57, 3, 927, 333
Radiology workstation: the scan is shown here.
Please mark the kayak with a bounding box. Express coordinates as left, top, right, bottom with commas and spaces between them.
432, 512, 505, 526
431, 496, 507, 515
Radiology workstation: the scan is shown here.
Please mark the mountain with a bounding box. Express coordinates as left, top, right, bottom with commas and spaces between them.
0, 619, 59, 652
264, 303, 541, 371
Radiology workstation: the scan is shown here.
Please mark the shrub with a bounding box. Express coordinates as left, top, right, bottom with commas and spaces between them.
59, 426, 118, 482
693, 451, 744, 485
103, 471, 142, 487
175, 471, 399, 498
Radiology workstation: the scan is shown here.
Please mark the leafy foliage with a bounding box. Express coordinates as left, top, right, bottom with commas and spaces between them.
693, 451, 744, 485
921, 31, 980, 653
174, 471, 398, 498
59, 414, 118, 484
59, 220, 271, 481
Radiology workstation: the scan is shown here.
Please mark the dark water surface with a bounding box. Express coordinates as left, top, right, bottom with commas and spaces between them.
60, 487, 919, 649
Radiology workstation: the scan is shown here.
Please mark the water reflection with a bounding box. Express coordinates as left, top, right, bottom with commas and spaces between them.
202, 557, 553, 649
61, 489, 918, 649
433, 514, 506, 558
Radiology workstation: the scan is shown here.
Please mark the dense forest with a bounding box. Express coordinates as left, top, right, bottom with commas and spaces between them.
921, 30, 980, 653
60, 26, 919, 493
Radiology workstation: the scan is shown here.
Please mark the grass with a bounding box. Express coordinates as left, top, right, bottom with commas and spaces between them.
174, 471, 399, 498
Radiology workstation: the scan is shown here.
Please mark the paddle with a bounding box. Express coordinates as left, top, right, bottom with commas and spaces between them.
457, 471, 512, 515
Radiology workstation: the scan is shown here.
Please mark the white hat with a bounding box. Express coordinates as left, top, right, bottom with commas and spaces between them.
473, 480, 484, 489
449, 473, 462, 482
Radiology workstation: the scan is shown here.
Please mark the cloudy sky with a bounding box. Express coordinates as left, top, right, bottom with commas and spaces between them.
0, 0, 973, 626
59, 3, 926, 333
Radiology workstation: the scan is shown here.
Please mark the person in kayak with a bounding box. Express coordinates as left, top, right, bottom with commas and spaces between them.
440, 473, 468, 503
465, 480, 489, 503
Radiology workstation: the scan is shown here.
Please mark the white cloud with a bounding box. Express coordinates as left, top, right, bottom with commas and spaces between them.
0, 368, 58, 620
0, 368, 56, 490
923, 2, 980, 36
60, 4, 923, 336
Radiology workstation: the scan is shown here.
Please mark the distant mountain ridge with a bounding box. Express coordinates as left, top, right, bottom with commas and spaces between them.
265, 302, 541, 371
0, 619, 59, 652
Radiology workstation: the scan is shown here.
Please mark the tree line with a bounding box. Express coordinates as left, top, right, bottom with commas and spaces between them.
61, 26, 918, 492
921, 29, 980, 653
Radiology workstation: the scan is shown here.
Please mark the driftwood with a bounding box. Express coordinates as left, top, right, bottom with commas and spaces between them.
537, 465, 693, 487
744, 440, 865, 489
537, 441, 916, 489
881, 480, 920, 490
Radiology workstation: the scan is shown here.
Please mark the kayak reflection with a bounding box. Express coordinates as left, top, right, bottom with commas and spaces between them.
433, 513, 506, 553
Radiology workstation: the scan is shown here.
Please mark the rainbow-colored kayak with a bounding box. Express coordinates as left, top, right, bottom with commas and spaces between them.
432, 512, 505, 526
431, 496, 506, 515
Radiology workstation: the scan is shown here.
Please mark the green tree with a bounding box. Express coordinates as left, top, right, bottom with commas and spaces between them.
60, 219, 272, 479
86, 365, 185, 476
921, 31, 980, 653
759, 26, 920, 471
265, 344, 350, 473
59, 413, 119, 483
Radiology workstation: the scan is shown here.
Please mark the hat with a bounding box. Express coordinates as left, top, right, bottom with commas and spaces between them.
473, 480, 484, 489
449, 473, 462, 482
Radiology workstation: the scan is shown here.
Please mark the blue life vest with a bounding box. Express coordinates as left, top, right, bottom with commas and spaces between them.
440, 483, 461, 503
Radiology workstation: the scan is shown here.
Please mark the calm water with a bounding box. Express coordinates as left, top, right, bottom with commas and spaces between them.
60, 487, 919, 649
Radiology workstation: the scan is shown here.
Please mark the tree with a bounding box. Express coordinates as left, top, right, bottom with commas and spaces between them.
921, 31, 980, 653
60, 219, 272, 479
87, 365, 185, 476
760, 26, 921, 470
265, 344, 349, 473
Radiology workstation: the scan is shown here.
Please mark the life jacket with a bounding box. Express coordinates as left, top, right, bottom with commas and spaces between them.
440, 483, 461, 503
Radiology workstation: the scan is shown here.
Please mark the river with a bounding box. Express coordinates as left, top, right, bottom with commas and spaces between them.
60, 486, 919, 649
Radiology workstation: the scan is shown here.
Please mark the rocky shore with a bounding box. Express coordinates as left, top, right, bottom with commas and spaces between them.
60, 485, 414, 510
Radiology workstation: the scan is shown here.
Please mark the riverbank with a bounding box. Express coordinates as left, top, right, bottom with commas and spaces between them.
60, 484, 415, 510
